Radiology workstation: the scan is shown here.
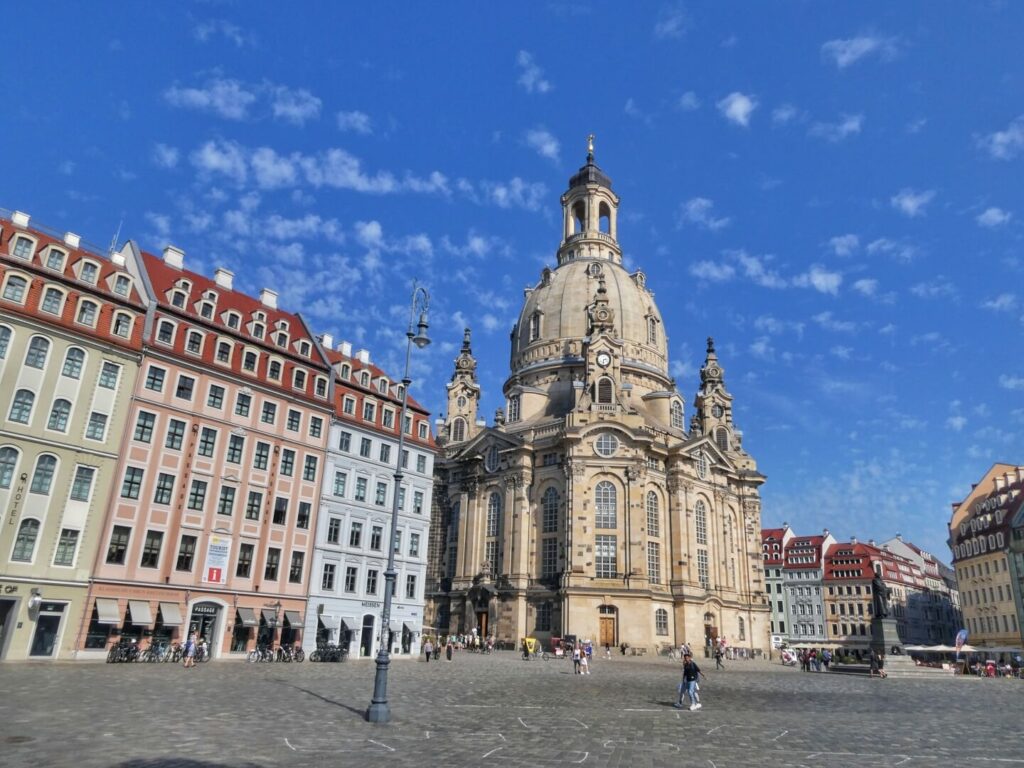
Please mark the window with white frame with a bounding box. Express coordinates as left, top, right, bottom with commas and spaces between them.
595, 535, 617, 578
695, 500, 707, 545
647, 541, 661, 584
697, 548, 709, 588
542, 487, 559, 533
487, 492, 501, 536
646, 491, 659, 536
542, 537, 558, 576
595, 481, 616, 528
655, 607, 669, 635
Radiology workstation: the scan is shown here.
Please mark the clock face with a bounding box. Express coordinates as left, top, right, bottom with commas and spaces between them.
707, 365, 721, 378
596, 352, 611, 367
712, 405, 724, 418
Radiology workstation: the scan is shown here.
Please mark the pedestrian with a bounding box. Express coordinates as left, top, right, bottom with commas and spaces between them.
604, 644, 612, 660
822, 649, 832, 672
620, 642, 627, 656
675, 652, 706, 710
424, 638, 434, 663
182, 632, 197, 668
445, 641, 453, 662
876, 651, 887, 679
580, 650, 590, 675
714, 645, 724, 670
572, 644, 582, 674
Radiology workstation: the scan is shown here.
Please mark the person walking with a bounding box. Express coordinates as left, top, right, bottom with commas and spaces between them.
714, 645, 725, 670
580, 650, 590, 675
675, 652, 705, 710
182, 632, 197, 669
604, 644, 612, 660
445, 641, 453, 662
423, 638, 434, 663
572, 644, 582, 675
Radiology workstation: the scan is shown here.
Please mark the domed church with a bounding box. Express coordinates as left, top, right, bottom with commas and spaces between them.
424, 142, 769, 655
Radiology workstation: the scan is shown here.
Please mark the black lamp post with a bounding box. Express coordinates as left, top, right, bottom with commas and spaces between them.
366, 282, 430, 724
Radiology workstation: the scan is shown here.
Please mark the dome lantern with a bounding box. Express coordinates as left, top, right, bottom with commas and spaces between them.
558, 134, 622, 266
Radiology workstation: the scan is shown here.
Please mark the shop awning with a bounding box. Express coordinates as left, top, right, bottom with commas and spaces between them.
128, 600, 154, 627
261, 609, 277, 624
403, 621, 422, 634
236, 607, 258, 627
158, 602, 182, 626
339, 616, 358, 631
388, 619, 402, 632
284, 610, 303, 627
317, 614, 335, 626
95, 598, 121, 624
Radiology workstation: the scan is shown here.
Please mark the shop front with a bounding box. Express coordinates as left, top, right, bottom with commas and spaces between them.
0, 580, 86, 661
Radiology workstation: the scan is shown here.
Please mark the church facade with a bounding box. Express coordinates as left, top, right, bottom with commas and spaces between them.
424, 148, 770, 655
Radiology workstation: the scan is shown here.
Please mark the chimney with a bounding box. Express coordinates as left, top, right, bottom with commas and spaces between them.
64, 232, 81, 248
163, 245, 185, 269
868, 539, 876, 546
11, 211, 30, 228
214, 268, 234, 290
896, 533, 903, 542
995, 475, 1006, 491
338, 341, 353, 357
823, 528, 830, 536
356, 349, 370, 364
259, 288, 278, 309
110, 251, 126, 267
321, 333, 334, 350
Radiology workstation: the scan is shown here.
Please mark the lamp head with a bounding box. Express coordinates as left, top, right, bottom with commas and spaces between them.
412, 312, 431, 349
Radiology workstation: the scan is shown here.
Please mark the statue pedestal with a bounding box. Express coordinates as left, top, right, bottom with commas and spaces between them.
870, 617, 945, 678
870, 618, 903, 655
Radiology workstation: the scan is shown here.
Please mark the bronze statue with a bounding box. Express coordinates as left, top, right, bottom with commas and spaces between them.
871, 571, 891, 618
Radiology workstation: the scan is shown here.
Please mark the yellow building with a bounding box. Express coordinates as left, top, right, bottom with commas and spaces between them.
424, 148, 769, 655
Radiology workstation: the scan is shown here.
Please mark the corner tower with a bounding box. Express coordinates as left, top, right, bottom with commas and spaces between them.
442, 328, 481, 444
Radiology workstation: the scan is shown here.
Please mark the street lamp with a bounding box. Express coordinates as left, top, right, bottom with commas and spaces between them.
366, 281, 430, 724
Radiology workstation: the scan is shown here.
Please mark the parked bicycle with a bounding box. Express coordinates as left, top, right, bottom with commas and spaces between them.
309, 642, 347, 662
247, 644, 276, 663
275, 645, 305, 663
106, 638, 141, 663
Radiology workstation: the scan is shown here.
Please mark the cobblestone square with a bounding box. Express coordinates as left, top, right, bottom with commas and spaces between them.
1, 653, 1021, 768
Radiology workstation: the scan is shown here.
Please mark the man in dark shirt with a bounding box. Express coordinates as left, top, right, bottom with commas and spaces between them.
675, 653, 705, 710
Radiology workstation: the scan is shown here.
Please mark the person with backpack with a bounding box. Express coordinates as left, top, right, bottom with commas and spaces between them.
675, 652, 706, 710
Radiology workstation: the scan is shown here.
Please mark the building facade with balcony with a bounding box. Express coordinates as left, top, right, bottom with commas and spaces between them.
79, 242, 333, 659
0, 210, 146, 660
304, 340, 435, 659
425, 151, 770, 656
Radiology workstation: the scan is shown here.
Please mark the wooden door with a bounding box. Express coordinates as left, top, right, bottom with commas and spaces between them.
599, 616, 615, 647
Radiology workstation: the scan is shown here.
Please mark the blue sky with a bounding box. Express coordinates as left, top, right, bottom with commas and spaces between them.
3, 3, 1022, 560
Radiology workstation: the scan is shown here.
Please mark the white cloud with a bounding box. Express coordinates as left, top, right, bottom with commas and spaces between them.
772, 104, 800, 125
866, 237, 918, 262
679, 197, 731, 231
821, 35, 899, 68
250, 147, 299, 188
717, 92, 758, 127
58, 160, 75, 175
749, 337, 775, 361
480, 313, 502, 333
732, 250, 786, 288
190, 139, 249, 184
269, 85, 321, 125
828, 234, 859, 257
794, 265, 842, 295
813, 311, 856, 333
152, 143, 179, 169
689, 260, 735, 282
830, 345, 853, 360
475, 178, 547, 211
516, 51, 552, 94
809, 113, 863, 142
977, 115, 1024, 160
946, 415, 967, 432
890, 188, 936, 218
753, 315, 804, 338
145, 211, 171, 238
976, 207, 1012, 228
525, 127, 560, 162
852, 279, 878, 298
337, 110, 373, 134
999, 374, 1024, 391
910, 276, 957, 299
654, 4, 689, 38
164, 78, 257, 120
193, 19, 251, 47
678, 91, 700, 111
981, 293, 1017, 312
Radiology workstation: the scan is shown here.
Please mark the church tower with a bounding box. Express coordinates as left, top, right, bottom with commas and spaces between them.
425, 140, 768, 655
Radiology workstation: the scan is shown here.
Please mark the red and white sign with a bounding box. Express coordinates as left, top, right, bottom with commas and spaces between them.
202, 535, 230, 585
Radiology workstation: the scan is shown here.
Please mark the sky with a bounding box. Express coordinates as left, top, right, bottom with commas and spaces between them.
2, 3, 1022, 561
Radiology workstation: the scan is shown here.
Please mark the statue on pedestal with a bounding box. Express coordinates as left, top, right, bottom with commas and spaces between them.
871, 571, 892, 618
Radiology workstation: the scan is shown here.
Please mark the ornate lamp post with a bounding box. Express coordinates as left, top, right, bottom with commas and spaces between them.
366, 282, 430, 724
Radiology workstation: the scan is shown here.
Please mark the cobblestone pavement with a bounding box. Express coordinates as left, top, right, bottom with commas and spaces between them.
1, 652, 1022, 768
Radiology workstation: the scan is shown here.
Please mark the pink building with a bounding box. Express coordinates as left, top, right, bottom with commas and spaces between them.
77, 243, 333, 659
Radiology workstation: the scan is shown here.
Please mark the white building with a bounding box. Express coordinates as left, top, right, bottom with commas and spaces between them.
303, 340, 435, 658
782, 530, 836, 644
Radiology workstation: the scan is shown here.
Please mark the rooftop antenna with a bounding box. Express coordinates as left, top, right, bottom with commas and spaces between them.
107, 218, 123, 256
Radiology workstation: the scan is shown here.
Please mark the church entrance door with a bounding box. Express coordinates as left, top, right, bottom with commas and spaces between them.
476, 611, 488, 638
599, 616, 615, 647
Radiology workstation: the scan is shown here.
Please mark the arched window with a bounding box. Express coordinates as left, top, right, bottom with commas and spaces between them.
9, 389, 35, 424
47, 399, 72, 432
30, 455, 57, 494
0, 326, 11, 358
186, 330, 203, 354
696, 451, 708, 480
112, 313, 132, 338
738, 616, 746, 641
25, 337, 50, 369
670, 400, 684, 430
487, 492, 502, 536
572, 200, 586, 234
62, 348, 85, 379
542, 487, 559, 533
0, 446, 19, 488
597, 377, 613, 404
340, 364, 351, 379
157, 320, 175, 344
2, 275, 28, 302
695, 499, 708, 545
646, 491, 660, 536
451, 417, 466, 443
360, 372, 370, 387
529, 312, 541, 342
41, 287, 64, 314
507, 395, 520, 423
599, 201, 611, 234
11, 518, 40, 562
647, 317, 657, 345
655, 608, 668, 635
76, 299, 98, 326
595, 481, 616, 528
715, 427, 729, 452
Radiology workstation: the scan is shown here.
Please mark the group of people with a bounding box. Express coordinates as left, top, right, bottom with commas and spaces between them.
421, 637, 459, 663
796, 648, 833, 672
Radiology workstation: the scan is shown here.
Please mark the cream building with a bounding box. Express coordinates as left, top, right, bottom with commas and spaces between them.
424, 148, 769, 655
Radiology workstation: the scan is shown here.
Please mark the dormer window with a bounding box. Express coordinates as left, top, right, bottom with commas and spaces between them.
186, 330, 203, 354
199, 302, 214, 319
360, 371, 370, 387
268, 360, 282, 380
80, 261, 99, 284
508, 395, 521, 422
243, 350, 258, 372
315, 376, 327, 397
40, 287, 64, 314
377, 379, 388, 395
275, 332, 288, 348
396, 385, 405, 401
203, 290, 218, 301
340, 364, 350, 379
254, 311, 266, 322
252, 323, 265, 340
12, 235, 34, 259
112, 313, 132, 338
647, 316, 658, 345
76, 299, 98, 327
45, 248, 66, 271
113, 275, 131, 297
529, 312, 542, 342
670, 400, 684, 429
225, 312, 240, 330
171, 291, 187, 308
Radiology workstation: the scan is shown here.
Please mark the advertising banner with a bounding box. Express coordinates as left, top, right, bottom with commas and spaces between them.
202, 534, 231, 584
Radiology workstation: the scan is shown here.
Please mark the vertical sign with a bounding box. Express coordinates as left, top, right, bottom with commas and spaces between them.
203, 534, 231, 584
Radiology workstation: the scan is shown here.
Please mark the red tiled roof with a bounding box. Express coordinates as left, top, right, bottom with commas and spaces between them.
784, 535, 826, 569
761, 528, 787, 565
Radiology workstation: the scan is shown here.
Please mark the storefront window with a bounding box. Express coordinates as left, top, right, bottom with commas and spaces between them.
231, 618, 251, 653
84, 606, 114, 649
